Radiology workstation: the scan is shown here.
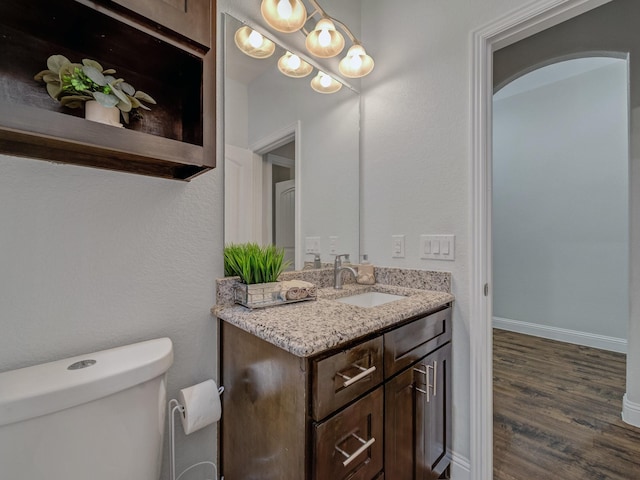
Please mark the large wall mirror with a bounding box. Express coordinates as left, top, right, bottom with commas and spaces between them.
223, 12, 360, 270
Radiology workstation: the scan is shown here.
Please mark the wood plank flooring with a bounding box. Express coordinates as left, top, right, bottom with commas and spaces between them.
493, 329, 640, 480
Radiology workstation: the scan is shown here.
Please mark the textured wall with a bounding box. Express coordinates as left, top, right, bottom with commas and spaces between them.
359, 0, 545, 469
0, 141, 222, 477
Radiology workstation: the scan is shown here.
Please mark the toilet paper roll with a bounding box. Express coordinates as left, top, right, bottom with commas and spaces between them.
178, 379, 221, 435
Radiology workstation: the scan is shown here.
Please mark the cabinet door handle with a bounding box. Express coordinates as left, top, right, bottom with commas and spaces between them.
335, 433, 376, 467
413, 360, 438, 401
337, 364, 377, 388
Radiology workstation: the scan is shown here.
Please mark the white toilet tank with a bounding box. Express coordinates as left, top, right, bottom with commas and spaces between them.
0, 337, 173, 480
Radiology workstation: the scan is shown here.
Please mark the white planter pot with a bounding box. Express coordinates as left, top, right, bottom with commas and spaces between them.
84, 100, 122, 128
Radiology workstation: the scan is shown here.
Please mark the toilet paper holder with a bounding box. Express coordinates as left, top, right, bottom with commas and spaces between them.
169, 379, 224, 480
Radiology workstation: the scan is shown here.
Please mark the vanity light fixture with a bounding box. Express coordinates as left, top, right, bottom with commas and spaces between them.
260, 0, 375, 77
261, 0, 307, 33
278, 51, 313, 78
234, 26, 276, 59
310, 71, 342, 94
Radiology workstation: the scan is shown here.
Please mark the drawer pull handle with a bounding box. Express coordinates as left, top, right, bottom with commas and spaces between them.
337, 365, 377, 388
335, 433, 376, 467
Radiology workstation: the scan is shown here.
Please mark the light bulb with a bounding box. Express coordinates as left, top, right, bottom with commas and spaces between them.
288, 54, 301, 69
349, 54, 363, 70
248, 30, 264, 49
320, 73, 331, 88
318, 28, 331, 47
276, 0, 292, 19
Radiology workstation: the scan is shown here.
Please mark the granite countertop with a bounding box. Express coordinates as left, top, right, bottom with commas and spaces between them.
212, 267, 454, 358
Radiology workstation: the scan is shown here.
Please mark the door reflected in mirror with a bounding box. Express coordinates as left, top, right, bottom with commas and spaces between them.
223, 13, 360, 270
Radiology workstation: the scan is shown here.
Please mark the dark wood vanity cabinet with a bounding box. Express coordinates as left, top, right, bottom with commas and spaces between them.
220, 305, 452, 480
0, 0, 216, 180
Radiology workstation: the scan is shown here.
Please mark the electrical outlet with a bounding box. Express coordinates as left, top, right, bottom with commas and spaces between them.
420, 235, 455, 260
392, 235, 405, 258
305, 236, 320, 254
329, 236, 339, 255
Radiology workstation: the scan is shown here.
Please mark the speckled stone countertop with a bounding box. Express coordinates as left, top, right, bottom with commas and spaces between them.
212, 267, 454, 357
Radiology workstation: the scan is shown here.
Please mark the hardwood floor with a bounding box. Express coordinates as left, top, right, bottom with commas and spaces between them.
493, 329, 640, 480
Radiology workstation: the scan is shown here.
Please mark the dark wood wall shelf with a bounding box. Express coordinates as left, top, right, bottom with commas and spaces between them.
0, 0, 216, 181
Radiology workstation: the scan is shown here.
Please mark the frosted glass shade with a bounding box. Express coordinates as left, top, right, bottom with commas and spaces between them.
310, 71, 342, 94
234, 26, 275, 59
305, 18, 345, 58
261, 0, 307, 33
278, 52, 313, 78
339, 44, 375, 78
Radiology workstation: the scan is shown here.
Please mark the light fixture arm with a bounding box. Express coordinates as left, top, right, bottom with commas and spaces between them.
305, 0, 359, 43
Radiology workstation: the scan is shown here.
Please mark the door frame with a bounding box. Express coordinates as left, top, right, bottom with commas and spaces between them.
251, 121, 303, 269
469, 0, 612, 478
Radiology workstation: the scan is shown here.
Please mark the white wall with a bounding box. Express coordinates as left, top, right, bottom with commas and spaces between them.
360, 0, 539, 473
224, 76, 249, 149
0, 133, 222, 478
493, 59, 629, 343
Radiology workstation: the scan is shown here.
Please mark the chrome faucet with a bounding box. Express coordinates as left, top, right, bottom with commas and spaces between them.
334, 254, 358, 289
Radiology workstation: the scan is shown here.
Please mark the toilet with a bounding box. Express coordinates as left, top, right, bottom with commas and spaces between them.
0, 337, 173, 480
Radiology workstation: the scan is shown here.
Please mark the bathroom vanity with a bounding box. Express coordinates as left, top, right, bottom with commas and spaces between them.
213, 268, 454, 480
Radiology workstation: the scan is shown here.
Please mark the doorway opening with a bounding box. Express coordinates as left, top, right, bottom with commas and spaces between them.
224, 123, 302, 270
468, 0, 635, 478
491, 55, 630, 478
265, 141, 296, 271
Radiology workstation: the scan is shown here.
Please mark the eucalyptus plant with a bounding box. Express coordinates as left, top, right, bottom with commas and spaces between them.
224, 243, 290, 284
34, 54, 156, 124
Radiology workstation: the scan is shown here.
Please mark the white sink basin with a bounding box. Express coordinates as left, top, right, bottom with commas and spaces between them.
335, 291, 406, 308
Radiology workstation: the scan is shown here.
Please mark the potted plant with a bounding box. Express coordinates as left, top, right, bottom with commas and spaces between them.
34, 54, 156, 127
224, 243, 290, 308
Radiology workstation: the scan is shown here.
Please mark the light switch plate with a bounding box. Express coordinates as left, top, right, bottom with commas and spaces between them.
305, 236, 320, 254
392, 235, 405, 258
420, 234, 455, 260
329, 236, 339, 255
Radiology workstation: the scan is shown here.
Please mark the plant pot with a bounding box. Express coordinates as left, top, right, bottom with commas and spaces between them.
234, 281, 282, 309
84, 100, 122, 128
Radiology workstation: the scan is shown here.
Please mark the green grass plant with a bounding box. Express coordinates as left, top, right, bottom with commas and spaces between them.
224, 243, 290, 284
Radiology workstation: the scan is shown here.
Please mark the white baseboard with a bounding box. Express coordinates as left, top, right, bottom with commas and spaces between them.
622, 393, 640, 427
451, 451, 471, 480
493, 316, 627, 353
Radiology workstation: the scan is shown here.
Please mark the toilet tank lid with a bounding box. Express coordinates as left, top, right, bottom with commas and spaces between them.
0, 337, 173, 427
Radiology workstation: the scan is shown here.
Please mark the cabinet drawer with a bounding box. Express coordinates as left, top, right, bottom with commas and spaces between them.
313, 336, 383, 421
313, 386, 384, 480
384, 307, 451, 378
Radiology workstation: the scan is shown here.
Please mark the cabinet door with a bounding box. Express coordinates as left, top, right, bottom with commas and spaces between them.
384, 366, 416, 480
385, 343, 452, 479
107, 0, 211, 47
415, 343, 452, 478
